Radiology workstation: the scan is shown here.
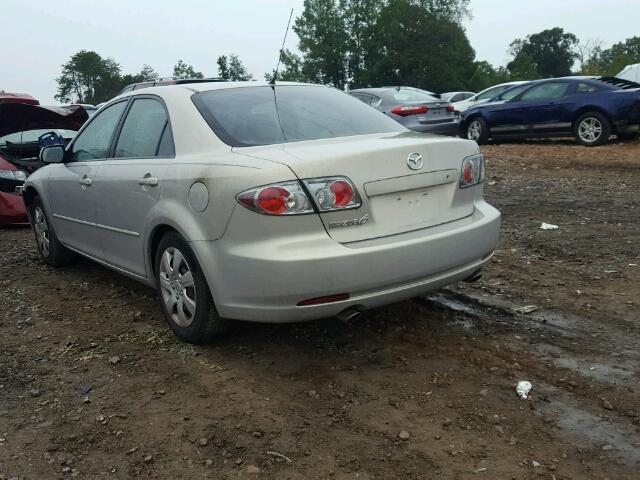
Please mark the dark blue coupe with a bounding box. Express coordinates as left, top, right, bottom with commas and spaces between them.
460, 77, 640, 146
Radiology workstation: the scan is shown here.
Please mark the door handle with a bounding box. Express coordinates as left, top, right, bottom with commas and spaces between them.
137, 176, 159, 187
79, 176, 92, 186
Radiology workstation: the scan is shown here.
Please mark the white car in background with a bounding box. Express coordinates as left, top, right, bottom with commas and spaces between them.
453, 81, 529, 113
618, 64, 640, 83
440, 91, 475, 103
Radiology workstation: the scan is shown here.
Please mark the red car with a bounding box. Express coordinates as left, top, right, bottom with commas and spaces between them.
0, 95, 88, 226
0, 152, 28, 225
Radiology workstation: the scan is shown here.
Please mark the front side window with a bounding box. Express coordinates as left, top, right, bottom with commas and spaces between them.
115, 98, 172, 158
193, 85, 404, 148
521, 82, 570, 102
69, 101, 127, 162
498, 84, 531, 102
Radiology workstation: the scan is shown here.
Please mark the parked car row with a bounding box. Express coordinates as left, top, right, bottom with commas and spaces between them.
349, 77, 640, 147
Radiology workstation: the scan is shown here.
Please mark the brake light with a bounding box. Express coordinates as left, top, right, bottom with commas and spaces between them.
447, 104, 455, 112
390, 105, 428, 116
302, 177, 361, 212
236, 177, 362, 215
459, 154, 485, 189
236, 181, 313, 215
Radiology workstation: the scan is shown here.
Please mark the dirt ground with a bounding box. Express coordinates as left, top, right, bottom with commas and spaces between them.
1, 138, 639, 479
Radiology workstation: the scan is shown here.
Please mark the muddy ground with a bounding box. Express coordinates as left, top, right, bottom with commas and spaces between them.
1, 138, 639, 479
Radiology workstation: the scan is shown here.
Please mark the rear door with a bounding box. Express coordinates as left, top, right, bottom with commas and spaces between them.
47, 100, 128, 257
92, 96, 174, 277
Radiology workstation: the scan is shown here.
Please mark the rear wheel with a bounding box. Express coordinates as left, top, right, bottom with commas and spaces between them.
465, 117, 489, 144
30, 197, 75, 267
574, 112, 610, 146
155, 232, 229, 343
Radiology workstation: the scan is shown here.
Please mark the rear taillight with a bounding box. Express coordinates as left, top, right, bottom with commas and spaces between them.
446, 104, 455, 112
302, 177, 361, 212
236, 181, 313, 215
236, 177, 361, 215
459, 154, 485, 189
390, 105, 428, 117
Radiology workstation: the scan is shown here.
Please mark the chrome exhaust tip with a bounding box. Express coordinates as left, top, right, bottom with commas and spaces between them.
464, 270, 483, 283
336, 307, 361, 323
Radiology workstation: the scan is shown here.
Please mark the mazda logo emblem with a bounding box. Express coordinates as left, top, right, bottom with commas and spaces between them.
406, 152, 424, 170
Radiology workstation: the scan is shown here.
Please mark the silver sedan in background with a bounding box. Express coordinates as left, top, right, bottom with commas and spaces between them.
350, 86, 459, 136
23, 82, 500, 343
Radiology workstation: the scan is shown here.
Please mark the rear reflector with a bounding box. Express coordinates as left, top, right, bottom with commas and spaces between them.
297, 293, 350, 306
390, 105, 428, 116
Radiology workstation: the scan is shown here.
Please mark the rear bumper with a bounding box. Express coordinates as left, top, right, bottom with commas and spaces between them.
190, 200, 501, 323
0, 192, 28, 225
406, 120, 460, 136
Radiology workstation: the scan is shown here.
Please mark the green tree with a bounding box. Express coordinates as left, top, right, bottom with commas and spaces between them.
294, 0, 350, 88
265, 49, 307, 82
507, 28, 578, 78
467, 61, 511, 91
361, 0, 476, 92
55, 50, 123, 104
217, 54, 254, 81
413, 0, 471, 22
173, 60, 204, 79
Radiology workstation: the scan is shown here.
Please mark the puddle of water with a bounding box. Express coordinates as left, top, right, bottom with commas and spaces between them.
538, 383, 640, 466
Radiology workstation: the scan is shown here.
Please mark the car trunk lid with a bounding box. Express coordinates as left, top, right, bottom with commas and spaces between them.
236, 131, 480, 243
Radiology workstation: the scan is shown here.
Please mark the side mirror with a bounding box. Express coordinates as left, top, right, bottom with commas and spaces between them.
40, 145, 65, 164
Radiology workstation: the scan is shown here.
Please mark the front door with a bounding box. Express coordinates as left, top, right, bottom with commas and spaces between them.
519, 82, 573, 135
47, 100, 128, 257
92, 96, 175, 278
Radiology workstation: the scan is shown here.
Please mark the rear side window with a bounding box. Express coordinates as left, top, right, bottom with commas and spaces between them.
577, 82, 598, 93
115, 98, 173, 158
386, 88, 438, 102
69, 101, 127, 162
193, 85, 404, 147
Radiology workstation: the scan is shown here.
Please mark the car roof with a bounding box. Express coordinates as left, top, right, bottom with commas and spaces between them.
123, 81, 321, 97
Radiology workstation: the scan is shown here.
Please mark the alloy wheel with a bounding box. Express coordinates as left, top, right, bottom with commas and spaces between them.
578, 117, 603, 144
467, 120, 482, 141
33, 206, 50, 257
158, 247, 197, 327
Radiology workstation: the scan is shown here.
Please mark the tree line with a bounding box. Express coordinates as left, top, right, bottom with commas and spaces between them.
55, 0, 640, 104
55, 52, 253, 105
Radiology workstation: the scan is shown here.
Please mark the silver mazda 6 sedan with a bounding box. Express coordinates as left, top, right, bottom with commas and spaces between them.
23, 81, 500, 343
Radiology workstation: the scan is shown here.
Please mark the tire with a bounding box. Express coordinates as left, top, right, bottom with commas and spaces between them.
154, 231, 229, 343
574, 112, 611, 147
465, 117, 490, 144
30, 197, 75, 267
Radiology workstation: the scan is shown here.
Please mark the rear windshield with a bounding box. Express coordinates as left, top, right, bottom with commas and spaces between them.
192, 85, 404, 147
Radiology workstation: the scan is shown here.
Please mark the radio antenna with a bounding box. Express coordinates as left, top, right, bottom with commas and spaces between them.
271, 8, 294, 85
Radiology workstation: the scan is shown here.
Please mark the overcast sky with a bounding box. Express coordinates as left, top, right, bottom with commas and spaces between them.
1, 0, 637, 104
